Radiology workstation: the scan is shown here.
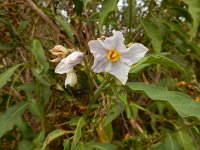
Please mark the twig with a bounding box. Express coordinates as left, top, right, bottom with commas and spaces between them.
25, 0, 59, 33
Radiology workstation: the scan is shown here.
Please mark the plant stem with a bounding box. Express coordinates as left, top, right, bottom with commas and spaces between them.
84, 79, 109, 121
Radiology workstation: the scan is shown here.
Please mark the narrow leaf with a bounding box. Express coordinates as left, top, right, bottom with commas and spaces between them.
71, 117, 86, 149
183, 0, 200, 39
130, 54, 185, 73
98, 0, 118, 32
30, 39, 49, 73
141, 19, 163, 52
41, 129, 66, 150
0, 63, 23, 89
0, 101, 29, 138
175, 129, 196, 150
89, 142, 118, 150
151, 134, 181, 150
103, 104, 123, 127
55, 16, 75, 43
126, 82, 200, 119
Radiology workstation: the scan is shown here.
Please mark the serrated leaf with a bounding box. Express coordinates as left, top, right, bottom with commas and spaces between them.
71, 117, 86, 150
141, 19, 163, 52
98, 0, 118, 32
55, 16, 75, 43
41, 129, 66, 150
30, 39, 49, 73
183, 0, 200, 39
0, 101, 29, 138
0, 63, 23, 89
126, 82, 200, 119
130, 54, 185, 73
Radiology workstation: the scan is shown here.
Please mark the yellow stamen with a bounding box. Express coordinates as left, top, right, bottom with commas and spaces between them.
107, 49, 120, 62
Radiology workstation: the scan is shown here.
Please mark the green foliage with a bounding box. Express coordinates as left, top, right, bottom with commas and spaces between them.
126, 82, 200, 119
0, 63, 24, 89
98, 0, 118, 32
71, 117, 86, 150
41, 129, 66, 150
0, 102, 29, 138
150, 134, 182, 150
141, 19, 163, 52
183, 0, 200, 39
55, 16, 75, 43
130, 54, 185, 73
29, 39, 49, 73
1, 0, 200, 149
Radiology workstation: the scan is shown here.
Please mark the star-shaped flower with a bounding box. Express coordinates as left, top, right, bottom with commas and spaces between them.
88, 31, 148, 84
55, 51, 84, 87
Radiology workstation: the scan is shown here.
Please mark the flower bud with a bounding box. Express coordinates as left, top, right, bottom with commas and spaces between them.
65, 71, 77, 87
50, 45, 71, 57
49, 45, 72, 63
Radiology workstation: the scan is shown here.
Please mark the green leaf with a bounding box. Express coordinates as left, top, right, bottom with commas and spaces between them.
32, 69, 51, 86
158, 17, 190, 40
33, 129, 46, 147
118, 91, 132, 119
98, 0, 118, 32
130, 54, 185, 73
0, 63, 23, 89
103, 104, 123, 127
0, 42, 14, 51
30, 39, 49, 73
175, 128, 196, 150
41, 129, 66, 150
63, 139, 71, 150
141, 19, 163, 52
183, 0, 200, 39
0, 101, 29, 138
18, 140, 33, 150
150, 134, 181, 150
71, 117, 86, 150
73, 0, 83, 15
55, 16, 75, 43
27, 97, 44, 120
89, 142, 118, 150
40, 85, 52, 107
126, 82, 200, 119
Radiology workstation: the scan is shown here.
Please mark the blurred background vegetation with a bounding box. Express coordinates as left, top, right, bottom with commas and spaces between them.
0, 0, 200, 149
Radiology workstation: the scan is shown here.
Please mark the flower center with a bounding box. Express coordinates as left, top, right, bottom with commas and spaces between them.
107, 49, 120, 62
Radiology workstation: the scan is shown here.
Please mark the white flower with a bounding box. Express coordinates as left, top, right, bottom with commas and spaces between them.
88, 31, 148, 84
55, 51, 84, 87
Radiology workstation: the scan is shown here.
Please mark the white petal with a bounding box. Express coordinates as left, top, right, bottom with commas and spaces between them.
55, 51, 84, 74
55, 58, 73, 74
65, 71, 77, 87
92, 58, 130, 84
91, 56, 112, 73
88, 40, 107, 60
104, 31, 126, 52
107, 62, 130, 84
120, 43, 148, 66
